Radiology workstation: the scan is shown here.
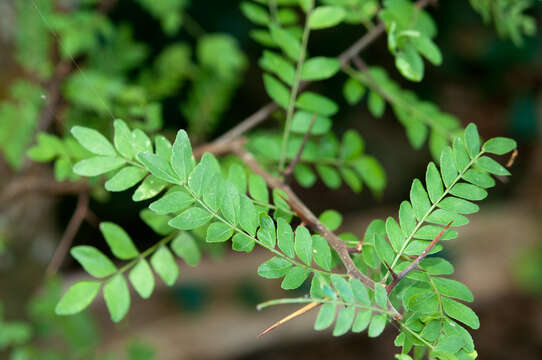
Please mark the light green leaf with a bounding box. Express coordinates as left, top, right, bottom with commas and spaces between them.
442, 297, 479, 329
258, 214, 277, 248
462, 169, 495, 189
71, 246, 116, 278
433, 277, 474, 302
352, 156, 386, 194
168, 207, 213, 230
319, 210, 342, 231
331, 274, 353, 303
140, 209, 175, 235
343, 78, 365, 105
301, 57, 340, 81
105, 166, 147, 192
308, 6, 346, 29
260, 51, 295, 86
263, 74, 290, 108
150, 246, 178, 286
73, 156, 126, 177
411, 36, 442, 65
232, 233, 255, 252
395, 44, 424, 82
132, 175, 167, 202
314, 303, 336, 330
426, 162, 444, 203
368, 313, 387, 337
55, 281, 101, 315
483, 137, 517, 155
257, 257, 292, 279
426, 209, 469, 227
385, 217, 404, 252
453, 137, 471, 171
206, 222, 234, 243
155, 135, 172, 161
239, 195, 259, 236
294, 225, 312, 266
399, 201, 417, 237
71, 126, 116, 156
339, 130, 364, 160
374, 283, 387, 308
240, 1, 270, 25
149, 191, 194, 215
171, 130, 193, 183
450, 183, 487, 201
352, 310, 371, 333
281, 266, 310, 289
312, 235, 332, 271
269, 24, 301, 60
464, 123, 481, 158
340, 167, 362, 193
100, 222, 139, 260
277, 218, 295, 258
219, 181, 241, 225
419, 257, 454, 275
440, 146, 458, 188
171, 232, 201, 266
439, 197, 479, 214
476, 156, 511, 176
113, 119, 134, 159
129, 259, 154, 299
249, 174, 269, 203
228, 163, 247, 194
137, 152, 179, 183
103, 274, 130, 323
333, 306, 355, 336
296, 92, 338, 116
410, 179, 431, 220
132, 129, 153, 155
291, 111, 332, 135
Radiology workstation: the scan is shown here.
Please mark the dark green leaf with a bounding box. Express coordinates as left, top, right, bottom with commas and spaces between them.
240, 1, 270, 25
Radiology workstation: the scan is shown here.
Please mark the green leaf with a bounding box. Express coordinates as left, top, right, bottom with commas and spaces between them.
103, 274, 130, 322
263, 74, 290, 108
462, 169, 495, 189
442, 297, 480, 329
434, 335, 465, 355
155, 135, 172, 161
399, 201, 417, 237
450, 183, 487, 201
386, 217, 404, 252
314, 303, 336, 330
308, 6, 346, 29
71, 246, 116, 278
426, 162, 444, 203
129, 259, 155, 299
168, 132, 192, 185
206, 222, 234, 243
340, 167, 362, 193
132, 175, 167, 202
291, 111, 332, 135
71, 126, 116, 156
269, 24, 301, 60
319, 210, 342, 231
433, 277, 474, 302
294, 163, 317, 188
294, 225, 313, 265
483, 137, 517, 155
257, 257, 292, 279
137, 152, 179, 183
260, 51, 295, 86
169, 207, 213, 230
105, 166, 147, 192
249, 174, 269, 203
140, 209, 175, 235
439, 197, 479, 214
150, 246, 178, 286
296, 92, 338, 116
258, 214, 277, 248
352, 156, 386, 194
374, 283, 388, 308
350, 278, 370, 305
333, 306, 355, 336
375, 232, 394, 265
232, 233, 255, 253
343, 78, 365, 105
219, 181, 241, 225
113, 119, 135, 160
240, 1, 270, 25
453, 137, 471, 171
440, 147, 458, 188
171, 232, 201, 266
100, 222, 139, 260
331, 274, 353, 303
55, 281, 101, 315
132, 129, 153, 154
410, 179, 431, 220
395, 44, 424, 82
239, 195, 259, 236
426, 209, 469, 227
73, 156, 126, 177
149, 191, 194, 215
419, 257, 454, 275
421, 319, 442, 342
301, 57, 340, 81
340, 130, 364, 160
312, 235, 332, 271
281, 267, 310, 289
476, 156, 511, 176
277, 217, 295, 258
228, 163, 247, 194
368, 313, 387, 337
352, 310, 371, 333
463, 123, 481, 158
411, 36, 442, 65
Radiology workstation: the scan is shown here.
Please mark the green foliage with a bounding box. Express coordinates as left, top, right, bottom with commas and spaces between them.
469, 0, 537, 45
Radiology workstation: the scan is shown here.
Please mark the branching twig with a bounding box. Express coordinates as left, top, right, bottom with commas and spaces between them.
283, 113, 316, 183
45, 192, 90, 276
386, 221, 453, 293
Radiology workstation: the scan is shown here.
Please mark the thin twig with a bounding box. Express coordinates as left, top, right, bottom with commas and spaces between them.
386, 221, 453, 293
46, 192, 90, 276
283, 113, 316, 183
258, 301, 321, 337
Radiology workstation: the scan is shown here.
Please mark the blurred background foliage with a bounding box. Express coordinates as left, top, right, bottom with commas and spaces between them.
0, 0, 542, 359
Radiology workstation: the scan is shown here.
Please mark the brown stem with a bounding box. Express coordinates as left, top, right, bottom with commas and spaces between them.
283, 113, 316, 183
386, 221, 453, 293
46, 192, 90, 276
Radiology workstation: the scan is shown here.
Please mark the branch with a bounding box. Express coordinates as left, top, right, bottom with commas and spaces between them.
45, 192, 89, 276
386, 221, 453, 293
